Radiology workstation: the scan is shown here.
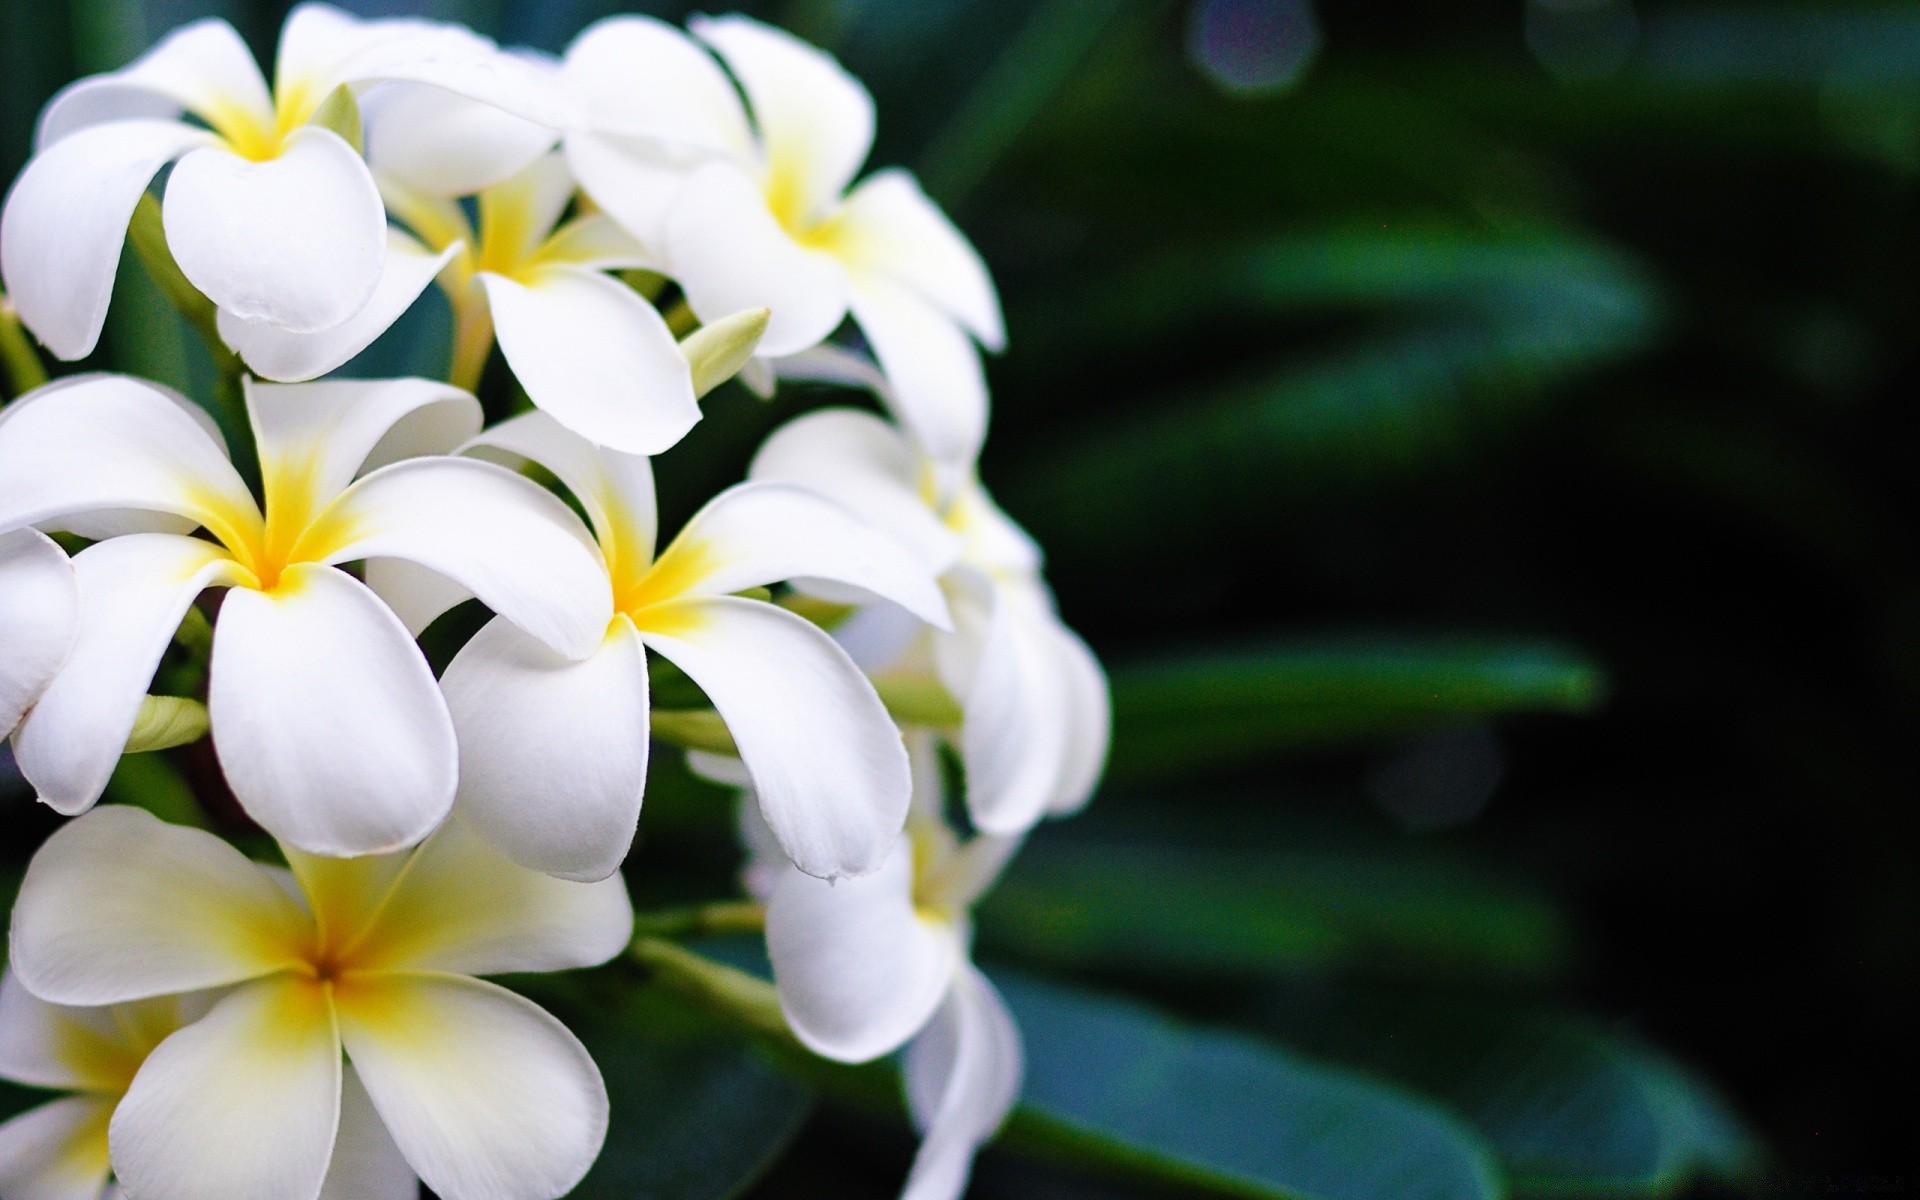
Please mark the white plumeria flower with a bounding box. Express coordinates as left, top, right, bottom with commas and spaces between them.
762, 733, 1024, 1200
0, 527, 77, 736
0, 4, 571, 360
9, 805, 632, 1200
749, 407, 1109, 837
433, 410, 949, 883
0, 374, 610, 856
560, 14, 1004, 468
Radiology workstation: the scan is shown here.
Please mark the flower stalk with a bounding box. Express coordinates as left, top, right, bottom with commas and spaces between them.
0, 292, 48, 396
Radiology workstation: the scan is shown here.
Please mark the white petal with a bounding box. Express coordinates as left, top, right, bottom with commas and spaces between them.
1048, 621, 1110, 816
665, 161, 847, 358
11, 535, 241, 815
321, 1068, 419, 1200
222, 233, 460, 382
442, 616, 651, 882
690, 15, 873, 223
320, 456, 612, 659
835, 169, 1003, 349
477, 154, 577, 269
766, 843, 958, 1062
0, 120, 211, 359
482, 266, 699, 456
561, 132, 696, 251
0, 529, 77, 733
536, 214, 655, 272
638, 597, 910, 881
8, 806, 309, 1006
564, 16, 753, 156
110, 976, 341, 1200
364, 82, 556, 197
37, 19, 270, 147
943, 575, 1072, 836
732, 789, 786, 903
338, 974, 607, 1200
208, 564, 457, 857
0, 972, 132, 1093
245, 374, 482, 507
847, 273, 987, 470
353, 815, 635, 972
900, 963, 1024, 1200
462, 410, 656, 570
659, 481, 948, 627
0, 1096, 114, 1200
361, 559, 472, 638
163, 129, 385, 332
349, 46, 578, 130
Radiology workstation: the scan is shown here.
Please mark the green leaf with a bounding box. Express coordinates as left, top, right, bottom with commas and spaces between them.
998, 973, 1504, 1200
1107, 637, 1605, 783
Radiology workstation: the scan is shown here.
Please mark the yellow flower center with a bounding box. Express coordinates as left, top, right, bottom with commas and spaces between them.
189, 456, 360, 594
202, 81, 327, 163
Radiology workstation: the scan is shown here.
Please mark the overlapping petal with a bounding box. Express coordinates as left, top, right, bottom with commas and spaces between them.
246, 376, 481, 505
320, 1069, 419, 1200
463, 410, 656, 568
0, 529, 77, 734
564, 17, 752, 156
363, 82, 556, 198
900, 964, 1024, 1200
835, 169, 1004, 350
0, 1094, 114, 1200
0, 972, 134, 1094
847, 273, 988, 470
36, 19, 270, 147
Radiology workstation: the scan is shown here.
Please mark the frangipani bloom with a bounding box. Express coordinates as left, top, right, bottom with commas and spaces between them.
763, 733, 1024, 1200
9, 805, 631, 1200
440, 410, 950, 882
0, 374, 610, 856
750, 407, 1109, 837
0, 3, 569, 360
0, 527, 76, 736
562, 14, 1004, 467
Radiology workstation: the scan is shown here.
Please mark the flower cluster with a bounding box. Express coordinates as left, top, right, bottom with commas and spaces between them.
0, 7, 1107, 1200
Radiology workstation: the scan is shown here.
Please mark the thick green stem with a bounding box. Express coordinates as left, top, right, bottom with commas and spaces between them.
0, 295, 49, 397
629, 900, 766, 941
628, 936, 792, 1043
126, 194, 238, 376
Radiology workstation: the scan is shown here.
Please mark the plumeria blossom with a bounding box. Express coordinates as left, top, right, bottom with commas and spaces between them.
0, 374, 610, 856
438, 410, 950, 882
0, 527, 76, 737
0, 4, 572, 361
8, 805, 631, 1200
561, 14, 1004, 467
761, 733, 1024, 1200
750, 407, 1110, 837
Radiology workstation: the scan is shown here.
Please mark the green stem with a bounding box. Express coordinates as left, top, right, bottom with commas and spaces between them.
0, 294, 49, 398
629, 900, 766, 941
126, 193, 239, 377
628, 937, 792, 1043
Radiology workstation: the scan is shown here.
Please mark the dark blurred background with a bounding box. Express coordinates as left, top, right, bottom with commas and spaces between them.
4, 0, 1917, 1196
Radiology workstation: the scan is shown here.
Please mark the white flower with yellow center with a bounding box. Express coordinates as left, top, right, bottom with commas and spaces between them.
8, 805, 632, 1200
0, 527, 77, 737
749, 407, 1109, 837
0, 374, 610, 856
560, 14, 1004, 467
432, 410, 949, 883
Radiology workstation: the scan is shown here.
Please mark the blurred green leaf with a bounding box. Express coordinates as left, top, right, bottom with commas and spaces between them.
102, 752, 209, 829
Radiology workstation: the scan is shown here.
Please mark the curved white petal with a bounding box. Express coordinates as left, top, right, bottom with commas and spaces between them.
320, 456, 611, 660
561, 132, 695, 250
361, 559, 472, 638
536, 215, 655, 272
37, 19, 269, 147
208, 564, 457, 857
0, 529, 77, 733
442, 616, 650, 882
1048, 621, 1110, 816
351, 48, 578, 131
0, 972, 132, 1093
477, 154, 577, 269
222, 234, 460, 382
337, 974, 607, 1200
848, 273, 987, 470
354, 815, 635, 973
564, 16, 753, 156
900, 963, 1024, 1200
482, 266, 699, 457
638, 597, 910, 881
0, 120, 212, 359
766, 843, 958, 1062
662, 481, 948, 627
8, 806, 309, 1006
690, 15, 873, 222
364, 82, 557, 197
948, 478, 1045, 577
321, 1068, 419, 1200
462, 410, 655, 569
0, 1095, 114, 1200
836, 169, 1003, 349
943, 576, 1072, 837
730, 787, 786, 903
12, 536, 241, 815
665, 161, 847, 357
110, 976, 341, 1200
245, 375, 482, 506
163, 128, 385, 332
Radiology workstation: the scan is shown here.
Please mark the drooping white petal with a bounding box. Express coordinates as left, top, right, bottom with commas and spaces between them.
163, 128, 386, 333
900, 963, 1024, 1200
729, 787, 786, 903
36, 19, 270, 147
11, 536, 242, 816
564, 16, 753, 156
319, 456, 611, 660
690, 15, 874, 223
562, 132, 699, 253
0, 529, 76, 734
245, 375, 482, 506
321, 1068, 419, 1200
8, 806, 310, 1006
337, 974, 607, 1200
363, 82, 557, 198
1048, 621, 1110, 816
361, 559, 472, 638
462, 410, 656, 568
482, 266, 699, 457
948, 478, 1045, 577
221, 234, 460, 383
639, 597, 912, 881
442, 616, 651, 882
665, 161, 847, 357
0, 1095, 114, 1200
345, 43, 578, 131
766, 843, 959, 1062
208, 563, 456, 857
835, 169, 1003, 350
0, 120, 213, 359
109, 976, 341, 1200
847, 273, 987, 470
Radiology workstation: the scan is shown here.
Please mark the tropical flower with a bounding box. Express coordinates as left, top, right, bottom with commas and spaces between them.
9, 805, 631, 1200
439, 410, 950, 883
561, 14, 1004, 468
0, 374, 609, 856
749, 406, 1110, 836
0, 3, 569, 361
0, 527, 76, 736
